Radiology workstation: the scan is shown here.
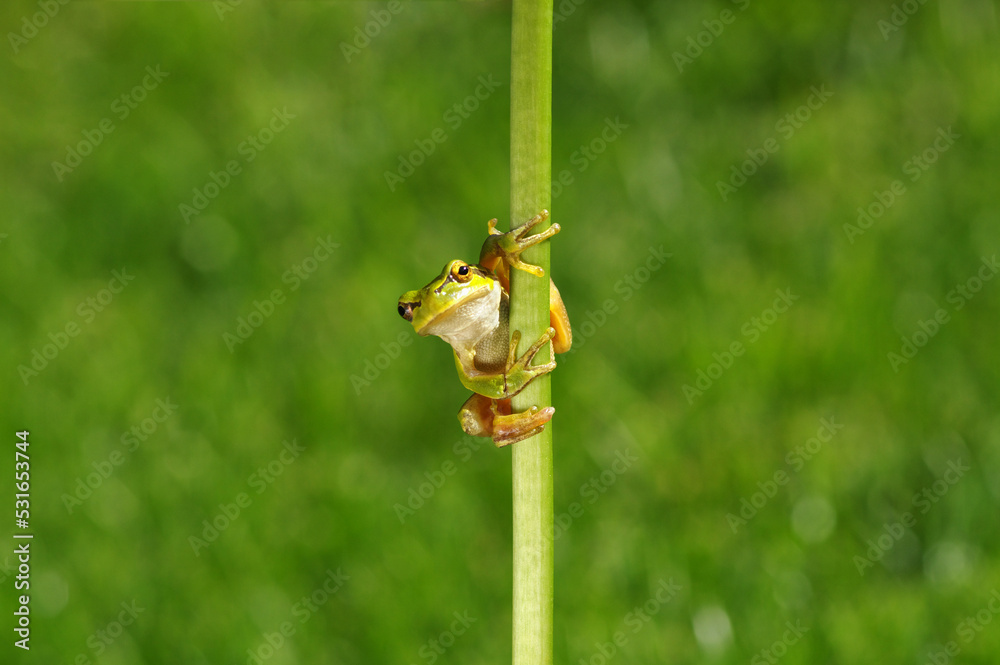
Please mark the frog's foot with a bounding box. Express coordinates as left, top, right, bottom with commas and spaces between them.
490, 399, 554, 447
480, 210, 560, 278
457, 395, 553, 446
504, 328, 557, 398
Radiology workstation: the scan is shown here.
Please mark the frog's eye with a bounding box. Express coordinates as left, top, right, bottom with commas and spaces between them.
451, 262, 472, 282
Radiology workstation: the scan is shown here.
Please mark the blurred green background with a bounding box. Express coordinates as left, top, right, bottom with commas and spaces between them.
3, 0, 1000, 663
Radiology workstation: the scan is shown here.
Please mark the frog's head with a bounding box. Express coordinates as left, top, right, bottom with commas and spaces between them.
398, 260, 501, 344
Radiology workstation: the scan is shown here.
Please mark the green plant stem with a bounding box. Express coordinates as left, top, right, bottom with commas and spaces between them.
509, 2, 553, 665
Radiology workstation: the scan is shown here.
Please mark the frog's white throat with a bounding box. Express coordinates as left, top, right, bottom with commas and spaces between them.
424, 284, 501, 350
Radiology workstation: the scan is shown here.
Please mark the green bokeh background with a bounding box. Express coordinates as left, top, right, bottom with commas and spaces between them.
3, 1, 999, 663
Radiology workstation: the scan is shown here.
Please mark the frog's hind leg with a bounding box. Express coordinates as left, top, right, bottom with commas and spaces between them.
490, 399, 554, 448
458, 394, 554, 447
458, 393, 495, 439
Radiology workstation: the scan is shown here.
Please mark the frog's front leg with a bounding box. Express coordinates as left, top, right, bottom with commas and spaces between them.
453, 327, 556, 400
458, 393, 555, 447
502, 327, 557, 397
479, 210, 560, 283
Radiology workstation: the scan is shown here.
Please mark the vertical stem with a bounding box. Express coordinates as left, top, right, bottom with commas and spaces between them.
509, 3, 553, 665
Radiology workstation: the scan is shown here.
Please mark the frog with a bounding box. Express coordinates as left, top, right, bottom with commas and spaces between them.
397, 210, 572, 447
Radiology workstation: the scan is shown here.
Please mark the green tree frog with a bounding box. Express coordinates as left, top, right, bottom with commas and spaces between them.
397, 210, 572, 447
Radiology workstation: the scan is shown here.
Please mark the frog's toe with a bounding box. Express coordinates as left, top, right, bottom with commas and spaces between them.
515, 327, 556, 368
492, 405, 555, 448
528, 327, 557, 356
507, 258, 546, 277
515, 210, 550, 236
